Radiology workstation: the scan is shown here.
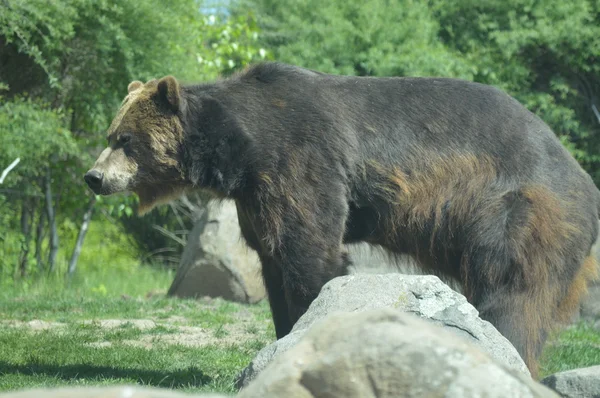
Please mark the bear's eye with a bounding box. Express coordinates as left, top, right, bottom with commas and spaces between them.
119, 134, 132, 145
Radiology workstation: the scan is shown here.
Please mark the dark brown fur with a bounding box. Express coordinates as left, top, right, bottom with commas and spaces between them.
85, 62, 600, 378
353, 151, 598, 376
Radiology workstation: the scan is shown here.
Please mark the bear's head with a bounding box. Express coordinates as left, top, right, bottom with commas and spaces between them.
84, 76, 187, 215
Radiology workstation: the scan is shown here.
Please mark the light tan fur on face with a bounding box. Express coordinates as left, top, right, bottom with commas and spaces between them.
107, 81, 148, 137
90, 84, 148, 195
89, 77, 187, 215
89, 146, 138, 194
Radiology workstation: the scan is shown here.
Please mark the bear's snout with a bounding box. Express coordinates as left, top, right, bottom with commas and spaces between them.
84, 169, 104, 193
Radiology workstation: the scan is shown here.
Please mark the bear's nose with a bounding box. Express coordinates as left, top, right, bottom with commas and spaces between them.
84, 169, 104, 192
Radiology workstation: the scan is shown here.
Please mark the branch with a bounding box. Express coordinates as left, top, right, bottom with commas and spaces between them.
170, 201, 194, 220
142, 247, 179, 263
67, 196, 96, 277
0, 157, 20, 184
169, 202, 186, 231
178, 193, 207, 222
178, 194, 200, 213
151, 224, 187, 246
0, 188, 49, 198
45, 167, 59, 271
592, 104, 600, 125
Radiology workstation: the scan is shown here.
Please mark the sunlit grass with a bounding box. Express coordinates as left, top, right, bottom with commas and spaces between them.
0, 324, 262, 393
540, 321, 600, 378
0, 266, 274, 394
0, 218, 274, 394
2, 220, 600, 392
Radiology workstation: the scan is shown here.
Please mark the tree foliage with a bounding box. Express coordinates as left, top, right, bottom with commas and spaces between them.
5, 0, 597, 282
0, 0, 269, 277
430, 0, 600, 179
237, 0, 600, 182
235, 0, 473, 77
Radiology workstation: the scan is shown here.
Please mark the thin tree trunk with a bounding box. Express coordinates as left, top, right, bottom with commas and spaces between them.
67, 196, 96, 277
55, 176, 65, 215
18, 197, 35, 276
0, 158, 20, 184
35, 203, 46, 270
45, 167, 59, 272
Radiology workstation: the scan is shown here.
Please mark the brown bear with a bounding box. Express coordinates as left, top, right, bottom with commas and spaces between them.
85, 62, 600, 378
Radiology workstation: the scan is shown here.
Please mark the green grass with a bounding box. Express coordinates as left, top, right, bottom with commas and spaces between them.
0, 288, 256, 327
0, 326, 262, 393
0, 215, 274, 394
1, 218, 143, 283
0, 267, 275, 394
1, 261, 600, 394
540, 321, 600, 378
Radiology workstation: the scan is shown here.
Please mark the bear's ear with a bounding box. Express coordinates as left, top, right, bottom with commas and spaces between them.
127, 80, 143, 93
157, 75, 181, 113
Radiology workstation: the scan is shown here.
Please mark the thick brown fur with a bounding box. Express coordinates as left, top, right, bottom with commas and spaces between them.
359, 151, 598, 377
85, 62, 600, 379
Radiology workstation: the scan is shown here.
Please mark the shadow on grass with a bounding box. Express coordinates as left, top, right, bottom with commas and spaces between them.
0, 361, 211, 388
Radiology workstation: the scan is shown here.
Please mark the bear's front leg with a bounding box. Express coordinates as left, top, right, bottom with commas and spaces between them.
256, 253, 294, 339
243, 172, 352, 338
269, 215, 352, 337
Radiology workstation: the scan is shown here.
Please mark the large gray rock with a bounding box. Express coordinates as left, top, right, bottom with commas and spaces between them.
165, 202, 418, 305
237, 273, 529, 388
0, 386, 230, 398
167, 201, 266, 304
541, 365, 600, 398
346, 244, 420, 275
238, 309, 557, 398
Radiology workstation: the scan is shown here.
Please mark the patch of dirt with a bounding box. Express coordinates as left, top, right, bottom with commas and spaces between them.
161, 315, 188, 324
3, 320, 66, 330
84, 341, 112, 348
82, 319, 157, 330
84, 323, 268, 350
2, 309, 273, 350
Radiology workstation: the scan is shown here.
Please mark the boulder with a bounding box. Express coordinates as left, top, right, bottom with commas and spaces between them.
237, 273, 529, 388
0, 386, 229, 398
165, 202, 421, 305
238, 309, 558, 398
346, 244, 420, 275
166, 200, 460, 305
541, 365, 600, 398
167, 201, 266, 304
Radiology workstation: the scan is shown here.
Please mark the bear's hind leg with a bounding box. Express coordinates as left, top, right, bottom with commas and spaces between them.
554, 254, 598, 325
460, 186, 589, 379
470, 253, 596, 380
469, 284, 552, 379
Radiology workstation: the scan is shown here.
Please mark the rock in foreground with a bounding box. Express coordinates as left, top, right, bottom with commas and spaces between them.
541, 365, 600, 398
238, 309, 557, 398
237, 273, 529, 388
